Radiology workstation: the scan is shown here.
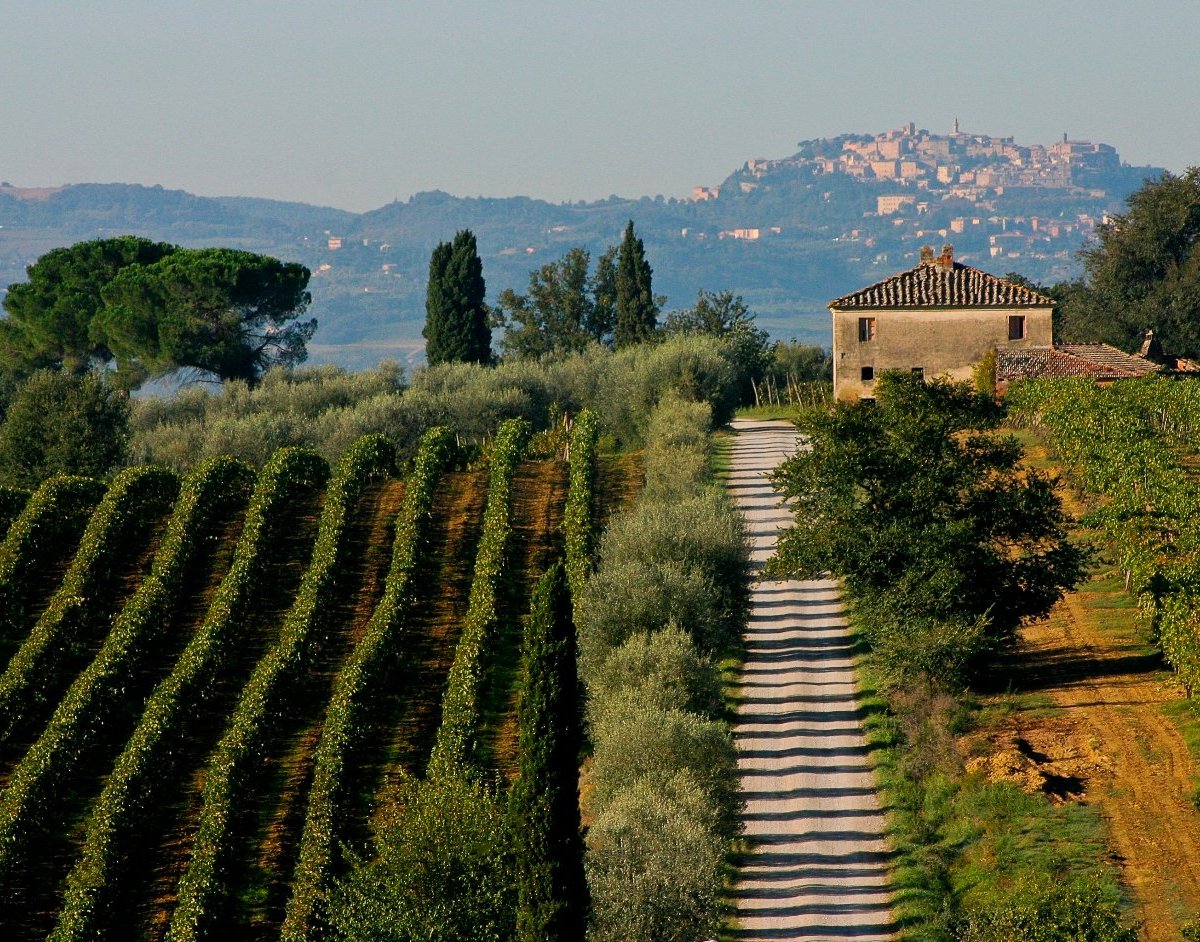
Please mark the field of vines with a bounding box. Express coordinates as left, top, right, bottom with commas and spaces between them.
0, 412, 617, 941
1008, 376, 1200, 694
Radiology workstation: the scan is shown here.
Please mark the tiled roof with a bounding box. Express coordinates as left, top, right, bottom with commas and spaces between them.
997, 345, 1162, 382
1058, 344, 1163, 376
829, 261, 1055, 310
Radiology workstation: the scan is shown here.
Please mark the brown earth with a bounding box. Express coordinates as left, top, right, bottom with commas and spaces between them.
978, 443, 1200, 938
139, 487, 325, 942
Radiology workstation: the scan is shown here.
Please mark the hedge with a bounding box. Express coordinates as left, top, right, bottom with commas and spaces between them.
427, 417, 530, 779
0, 457, 252, 884
0, 475, 105, 653
0, 465, 179, 740
281, 426, 456, 942
166, 435, 395, 942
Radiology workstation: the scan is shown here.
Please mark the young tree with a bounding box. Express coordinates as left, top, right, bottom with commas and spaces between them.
0, 370, 130, 487
767, 372, 1085, 683
423, 229, 492, 365
497, 248, 594, 359
663, 290, 770, 402
0, 236, 177, 377
93, 248, 314, 386
508, 562, 588, 942
613, 221, 658, 348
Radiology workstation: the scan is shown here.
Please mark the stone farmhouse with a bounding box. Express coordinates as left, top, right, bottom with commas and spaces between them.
829, 245, 1055, 400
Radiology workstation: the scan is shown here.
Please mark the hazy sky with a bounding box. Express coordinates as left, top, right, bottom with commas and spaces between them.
1, 1, 1196, 212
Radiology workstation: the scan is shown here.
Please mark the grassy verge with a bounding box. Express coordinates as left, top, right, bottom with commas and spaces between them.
733, 403, 803, 421
856, 639, 1122, 939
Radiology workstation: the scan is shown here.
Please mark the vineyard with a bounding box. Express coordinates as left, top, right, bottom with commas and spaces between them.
1008, 376, 1200, 694
0, 412, 631, 941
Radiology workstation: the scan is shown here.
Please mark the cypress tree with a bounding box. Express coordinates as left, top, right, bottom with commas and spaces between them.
423, 229, 492, 365
510, 561, 588, 942
613, 220, 657, 348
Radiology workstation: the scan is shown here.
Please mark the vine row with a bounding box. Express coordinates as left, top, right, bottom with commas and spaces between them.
166, 435, 394, 942
281, 426, 456, 942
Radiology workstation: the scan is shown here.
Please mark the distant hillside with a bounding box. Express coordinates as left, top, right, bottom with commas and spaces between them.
0, 126, 1164, 370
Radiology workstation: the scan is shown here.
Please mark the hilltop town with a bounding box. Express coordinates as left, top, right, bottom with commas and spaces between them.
685, 122, 1156, 273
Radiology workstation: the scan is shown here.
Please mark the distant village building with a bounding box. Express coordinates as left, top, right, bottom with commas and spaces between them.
828, 245, 1054, 401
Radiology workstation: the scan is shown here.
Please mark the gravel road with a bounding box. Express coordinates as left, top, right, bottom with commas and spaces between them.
727, 419, 895, 941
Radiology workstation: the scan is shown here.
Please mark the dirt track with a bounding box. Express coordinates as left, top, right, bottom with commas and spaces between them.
727, 419, 895, 941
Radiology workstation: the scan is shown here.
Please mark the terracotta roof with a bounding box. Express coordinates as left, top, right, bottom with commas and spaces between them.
829, 261, 1055, 310
997, 345, 1162, 382
1058, 344, 1163, 376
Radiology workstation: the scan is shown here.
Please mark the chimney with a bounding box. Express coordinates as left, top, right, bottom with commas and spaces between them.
936, 243, 954, 270
919, 245, 935, 265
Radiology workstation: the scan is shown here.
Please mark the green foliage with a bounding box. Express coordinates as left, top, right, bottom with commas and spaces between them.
429, 418, 530, 778
327, 775, 516, 942
423, 229, 492, 365
584, 771, 726, 942
577, 394, 747, 942
1006, 376, 1200, 694
663, 290, 770, 403
0, 236, 175, 375
167, 435, 394, 942
0, 457, 252, 906
0, 465, 178, 745
588, 626, 724, 720
0, 475, 104, 655
954, 875, 1140, 942
498, 247, 603, 359
281, 426, 456, 942
0, 369, 131, 487
585, 695, 740, 840
767, 339, 833, 384
0, 485, 28, 536
126, 336, 744, 469
52, 448, 328, 941
578, 490, 749, 676
563, 410, 599, 602
509, 563, 588, 942
613, 221, 658, 348
95, 246, 315, 385
641, 393, 713, 500
767, 372, 1085, 687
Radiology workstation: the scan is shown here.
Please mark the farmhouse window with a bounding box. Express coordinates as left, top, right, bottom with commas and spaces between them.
858, 317, 876, 342
1008, 315, 1026, 340
861, 366, 874, 381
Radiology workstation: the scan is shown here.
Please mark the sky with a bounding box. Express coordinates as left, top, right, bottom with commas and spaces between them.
1, 0, 1197, 213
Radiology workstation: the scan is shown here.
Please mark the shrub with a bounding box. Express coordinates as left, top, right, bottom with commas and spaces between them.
584, 695, 740, 841
587, 626, 724, 720
0, 486, 28, 535
955, 875, 1140, 942
562, 410, 599, 601
0, 370, 130, 487
584, 771, 726, 942
326, 775, 516, 942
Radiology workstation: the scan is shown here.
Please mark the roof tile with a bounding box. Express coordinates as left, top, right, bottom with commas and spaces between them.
829, 261, 1055, 309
